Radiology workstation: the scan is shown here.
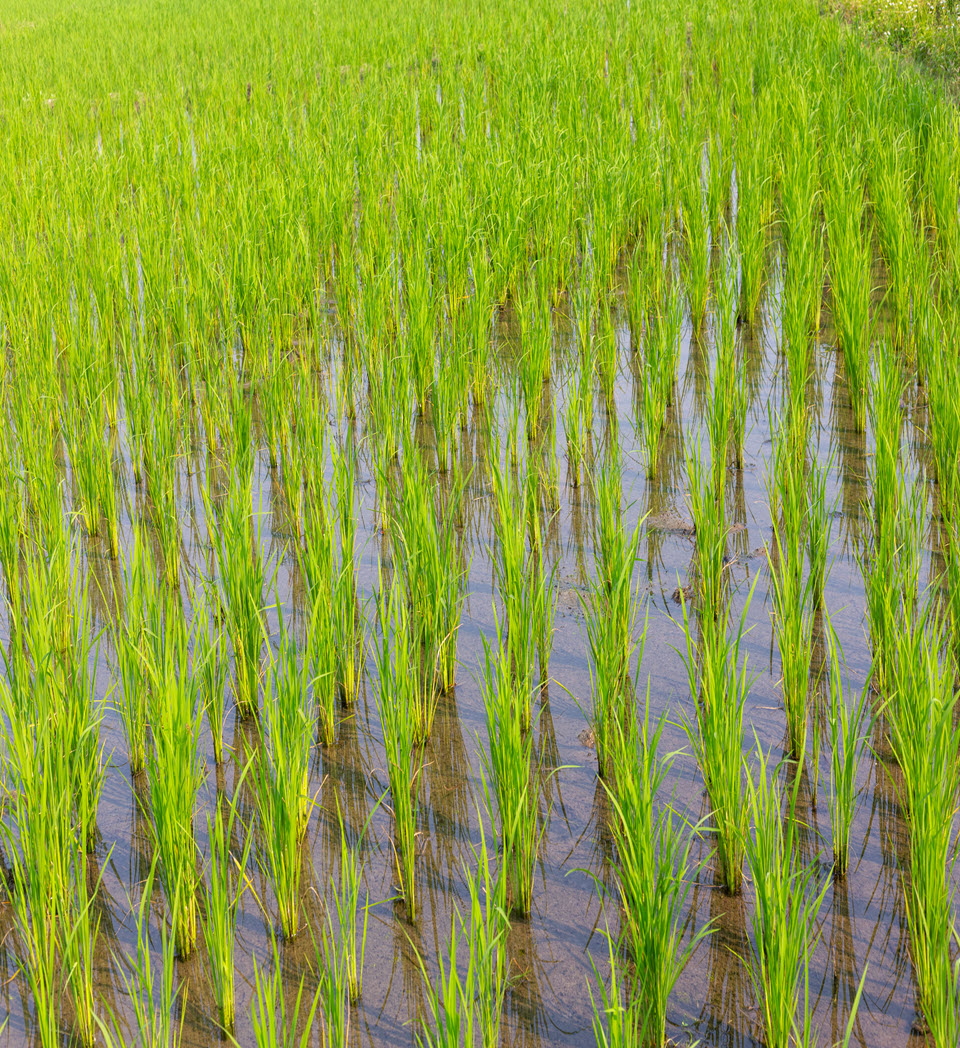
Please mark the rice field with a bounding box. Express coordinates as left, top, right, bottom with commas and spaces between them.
0, 0, 958, 1045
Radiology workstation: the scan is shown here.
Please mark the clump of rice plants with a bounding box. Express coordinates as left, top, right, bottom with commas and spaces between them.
685, 444, 728, 623
678, 586, 755, 895
204, 783, 254, 1031
418, 825, 508, 1048
480, 634, 543, 918
143, 610, 205, 958
741, 746, 830, 1048
250, 934, 322, 1048
602, 708, 712, 1047
250, 635, 316, 939
886, 614, 960, 1044
206, 478, 268, 719
373, 581, 424, 920
824, 627, 872, 880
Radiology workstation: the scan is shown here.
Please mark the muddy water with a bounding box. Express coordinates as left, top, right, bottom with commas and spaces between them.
1, 269, 954, 1048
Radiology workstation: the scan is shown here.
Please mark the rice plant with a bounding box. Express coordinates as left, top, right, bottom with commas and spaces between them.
206, 479, 268, 719
826, 161, 872, 432
767, 523, 815, 761
143, 612, 205, 958
886, 614, 960, 1044
250, 636, 316, 939
204, 779, 254, 1031
98, 862, 185, 1048
373, 582, 424, 920
417, 825, 508, 1048
678, 585, 756, 895
589, 927, 645, 1048
480, 635, 543, 918
685, 444, 728, 623
741, 745, 830, 1048
326, 807, 374, 1003
63, 840, 103, 1048
824, 627, 872, 880
250, 934, 322, 1048
603, 708, 712, 1047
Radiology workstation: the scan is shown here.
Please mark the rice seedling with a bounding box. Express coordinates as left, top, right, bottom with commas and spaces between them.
479, 634, 543, 918
204, 775, 255, 1031
195, 602, 229, 765
868, 348, 904, 538
326, 805, 376, 1003
885, 613, 960, 1044
373, 581, 424, 920
308, 580, 340, 749
63, 840, 105, 1048
926, 348, 960, 524
205, 478, 268, 719
823, 627, 872, 880
313, 905, 353, 1048
681, 166, 711, 334
143, 612, 205, 958
589, 925, 645, 1048
389, 443, 465, 702
564, 381, 586, 489
736, 96, 774, 322
602, 708, 712, 1047
489, 460, 538, 721
98, 862, 185, 1048
417, 824, 509, 1048
685, 443, 727, 623
250, 635, 316, 939
825, 161, 872, 432
579, 452, 644, 778
741, 745, 831, 1048
635, 292, 680, 479
0, 736, 69, 1048
806, 456, 837, 609
678, 583, 756, 895
766, 522, 815, 761
112, 527, 159, 775
251, 934, 322, 1048
463, 825, 509, 1048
